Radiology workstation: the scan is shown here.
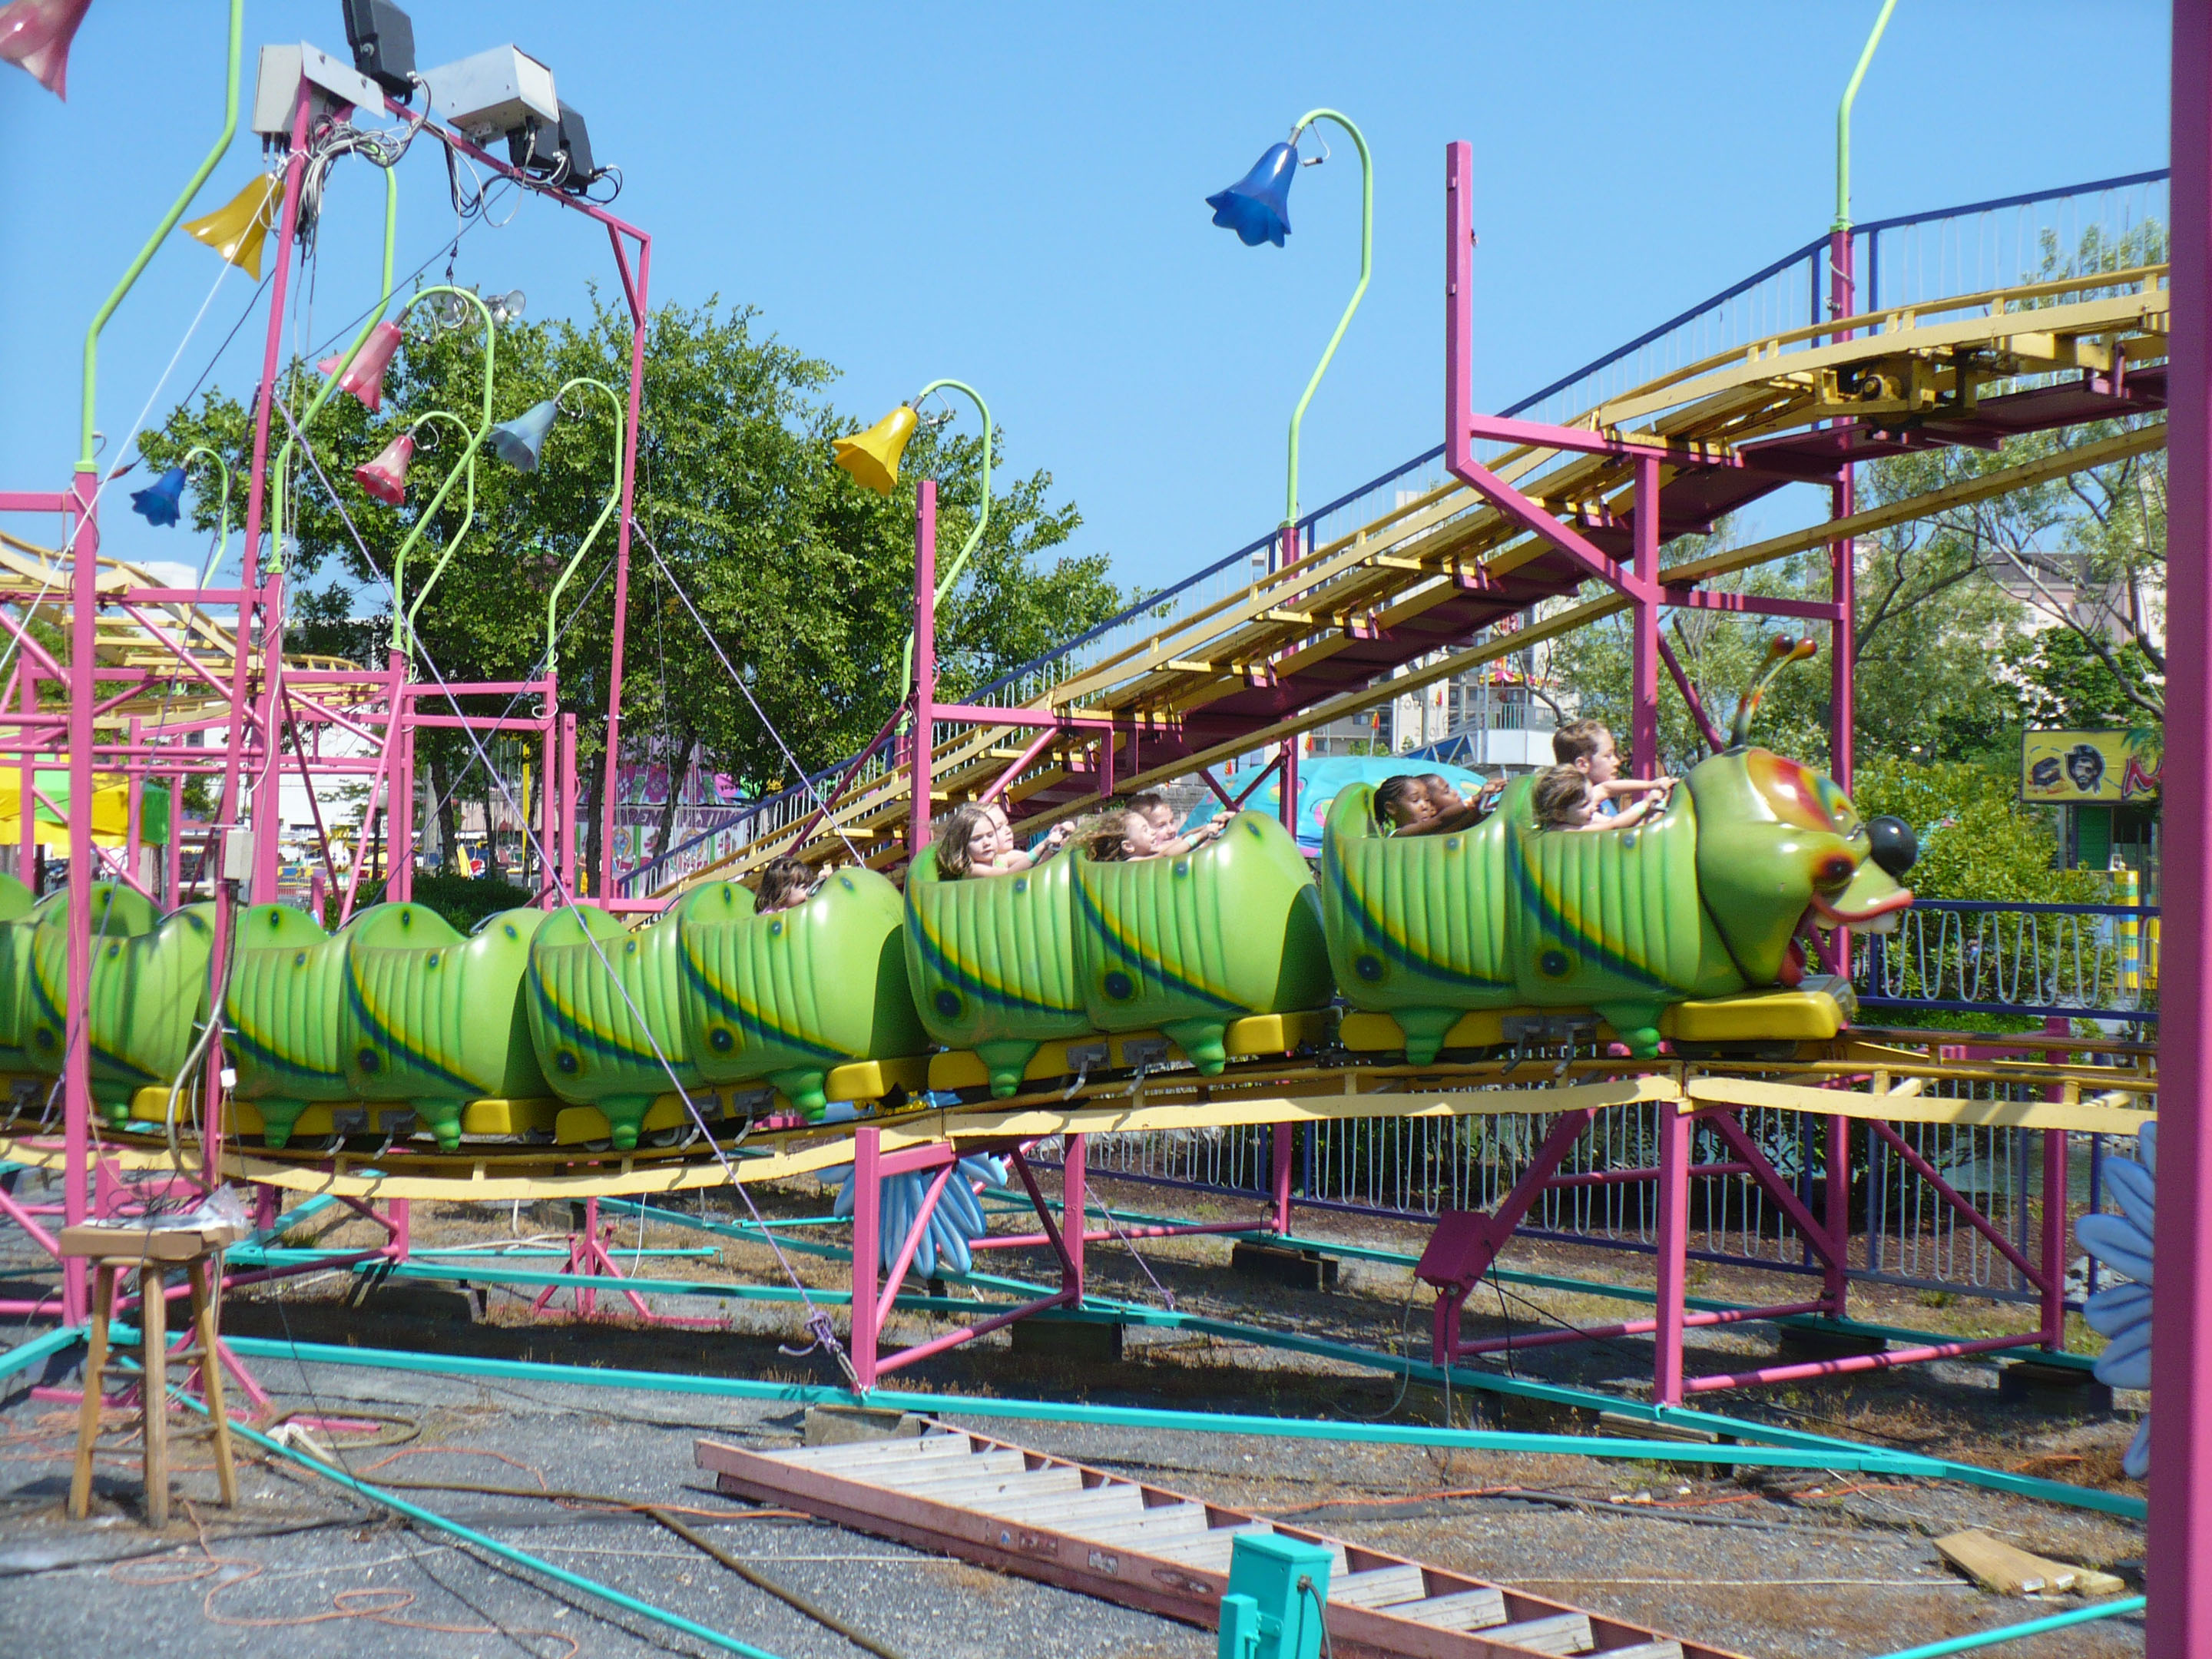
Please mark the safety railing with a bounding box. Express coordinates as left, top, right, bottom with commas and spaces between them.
1855, 899, 2157, 1025
621, 165, 2170, 895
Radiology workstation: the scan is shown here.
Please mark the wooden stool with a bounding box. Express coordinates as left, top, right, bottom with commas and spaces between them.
60, 1224, 245, 1527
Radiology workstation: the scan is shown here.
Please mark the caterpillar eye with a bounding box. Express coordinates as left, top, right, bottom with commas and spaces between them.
1814, 853, 1856, 889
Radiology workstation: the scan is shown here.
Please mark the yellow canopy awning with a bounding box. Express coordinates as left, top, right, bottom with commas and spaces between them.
0, 770, 171, 849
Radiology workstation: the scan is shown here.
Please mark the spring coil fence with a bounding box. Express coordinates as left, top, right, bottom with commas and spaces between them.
1856, 899, 2156, 1025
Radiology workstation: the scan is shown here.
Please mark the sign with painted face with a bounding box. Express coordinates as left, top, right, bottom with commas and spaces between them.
2021, 729, 2161, 804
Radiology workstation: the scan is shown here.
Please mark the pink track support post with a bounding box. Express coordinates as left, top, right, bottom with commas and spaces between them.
61, 469, 95, 1321
1061, 1132, 1086, 1298
911, 482, 937, 858
1651, 1097, 1690, 1404
1270, 1122, 1295, 1233
596, 233, 650, 899
849, 1127, 881, 1389
1631, 455, 1661, 778
1824, 1113, 1850, 1319
2151, 15, 2208, 1606
2039, 1017, 2071, 1350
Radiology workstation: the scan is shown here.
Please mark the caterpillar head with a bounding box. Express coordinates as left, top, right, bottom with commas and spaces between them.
1686, 639, 1916, 986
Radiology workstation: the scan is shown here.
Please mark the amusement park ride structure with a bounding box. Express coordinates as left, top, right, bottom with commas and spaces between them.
1, 4, 2207, 1653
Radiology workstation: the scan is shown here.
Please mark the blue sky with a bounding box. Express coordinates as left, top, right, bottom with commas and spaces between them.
0, 2, 2173, 598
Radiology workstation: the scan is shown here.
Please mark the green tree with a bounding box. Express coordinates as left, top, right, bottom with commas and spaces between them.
141, 291, 1123, 890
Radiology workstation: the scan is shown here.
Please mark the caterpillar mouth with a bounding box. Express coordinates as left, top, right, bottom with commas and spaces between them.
1809, 889, 1913, 933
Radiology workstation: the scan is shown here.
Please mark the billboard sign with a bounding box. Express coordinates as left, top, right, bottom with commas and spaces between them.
2021, 728, 2161, 805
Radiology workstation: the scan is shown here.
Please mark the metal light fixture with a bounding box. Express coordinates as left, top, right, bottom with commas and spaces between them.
488, 289, 526, 326
0, 0, 91, 100
488, 399, 559, 472
340, 0, 416, 100
129, 466, 188, 527
354, 432, 415, 505
831, 404, 920, 495
317, 320, 403, 412
1206, 141, 1300, 248
183, 174, 283, 279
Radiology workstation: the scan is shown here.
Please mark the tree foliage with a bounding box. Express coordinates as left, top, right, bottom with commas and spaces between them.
141, 291, 1122, 885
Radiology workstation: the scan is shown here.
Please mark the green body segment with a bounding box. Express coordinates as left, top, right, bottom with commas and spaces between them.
0, 873, 44, 1075
679, 868, 926, 1119
526, 887, 724, 1150
1323, 780, 1740, 1060
343, 903, 549, 1150
1072, 810, 1333, 1071
905, 845, 1092, 1095
224, 902, 366, 1148
26, 886, 215, 1119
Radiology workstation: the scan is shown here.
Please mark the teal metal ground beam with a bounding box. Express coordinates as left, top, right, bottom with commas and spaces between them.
1865, 1594, 2144, 1658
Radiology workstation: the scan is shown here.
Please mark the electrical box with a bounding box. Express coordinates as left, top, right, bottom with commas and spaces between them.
340, 0, 416, 98
1219, 1534, 1333, 1659
251, 42, 382, 137
420, 45, 558, 143
220, 826, 255, 885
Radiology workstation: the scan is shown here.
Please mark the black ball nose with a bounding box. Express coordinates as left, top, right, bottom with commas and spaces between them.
1868, 815, 1917, 879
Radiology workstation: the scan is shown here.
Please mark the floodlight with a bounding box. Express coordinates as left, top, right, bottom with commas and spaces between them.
508, 100, 601, 193
420, 45, 557, 144
340, 0, 416, 99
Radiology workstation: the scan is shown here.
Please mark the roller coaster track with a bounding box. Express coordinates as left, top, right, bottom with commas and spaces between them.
661, 263, 2169, 892
3, 1027, 2154, 1204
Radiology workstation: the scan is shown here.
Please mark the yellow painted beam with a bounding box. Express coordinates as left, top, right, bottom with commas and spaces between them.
1684, 1075, 2154, 1135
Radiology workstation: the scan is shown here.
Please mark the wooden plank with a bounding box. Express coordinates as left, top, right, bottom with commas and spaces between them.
1062, 1502, 1211, 1546
897, 1465, 1084, 1505
695, 1429, 1737, 1657
1934, 1529, 2131, 1598
1331, 1564, 1432, 1608
775, 1432, 975, 1470
1394, 1588, 1509, 1631
1485, 1612, 1593, 1655
870, 1448, 1027, 1487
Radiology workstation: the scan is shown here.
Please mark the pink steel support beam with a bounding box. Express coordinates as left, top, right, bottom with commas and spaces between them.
1698, 1111, 1844, 1277
910, 481, 937, 858
1867, 1119, 2045, 1290
979, 721, 1064, 808
596, 233, 651, 896
1459, 1300, 1826, 1359
1270, 1122, 1294, 1233
849, 1128, 881, 1388
1654, 631, 1727, 753
1418, 1108, 1595, 1365
1061, 1132, 1087, 1297
2150, 16, 2208, 1615
1686, 1333, 2040, 1394
1631, 455, 1661, 777
1651, 1096, 1690, 1402
61, 466, 97, 1324
1824, 1113, 1850, 1320
2039, 1017, 2071, 1350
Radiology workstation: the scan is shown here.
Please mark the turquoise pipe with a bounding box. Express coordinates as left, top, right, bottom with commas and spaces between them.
205, 1332, 1941, 1475
160, 1383, 790, 1659
81, 0, 244, 469
598, 1198, 2144, 1520
1864, 1596, 2144, 1659
0, 1324, 83, 1379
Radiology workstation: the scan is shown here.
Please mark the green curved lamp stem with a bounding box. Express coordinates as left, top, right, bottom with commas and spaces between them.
1835, 0, 1899, 231
538, 378, 628, 686
272, 164, 399, 574
379, 286, 500, 657
899, 377, 991, 694
179, 446, 233, 583
399, 418, 482, 657
1282, 108, 1371, 529
80, 0, 244, 472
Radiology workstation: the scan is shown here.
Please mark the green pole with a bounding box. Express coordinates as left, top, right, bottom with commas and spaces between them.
533, 376, 628, 684
176, 445, 232, 580
1283, 108, 1371, 528
271, 164, 399, 573
899, 377, 991, 695
80, 0, 244, 471
374, 287, 500, 656
1835, 0, 1901, 231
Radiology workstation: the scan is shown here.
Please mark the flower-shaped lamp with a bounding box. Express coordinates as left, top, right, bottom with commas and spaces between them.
1207, 141, 1299, 248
